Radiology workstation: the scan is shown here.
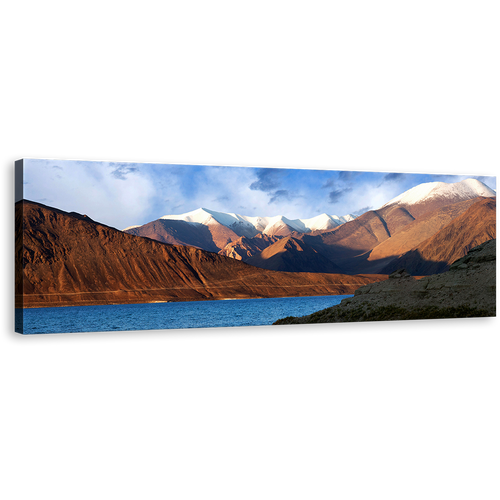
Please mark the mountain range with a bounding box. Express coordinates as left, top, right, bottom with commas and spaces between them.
124, 178, 496, 276
124, 208, 357, 253
16, 200, 386, 308
16, 177, 496, 308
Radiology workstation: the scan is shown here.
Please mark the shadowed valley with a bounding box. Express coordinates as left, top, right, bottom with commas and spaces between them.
225, 196, 495, 275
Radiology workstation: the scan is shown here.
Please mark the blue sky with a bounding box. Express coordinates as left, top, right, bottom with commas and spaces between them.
21, 159, 496, 229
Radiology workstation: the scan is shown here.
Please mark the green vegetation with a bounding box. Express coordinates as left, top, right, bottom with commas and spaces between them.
273, 303, 493, 325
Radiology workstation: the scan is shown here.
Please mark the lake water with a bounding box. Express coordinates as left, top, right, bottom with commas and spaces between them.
16, 295, 353, 334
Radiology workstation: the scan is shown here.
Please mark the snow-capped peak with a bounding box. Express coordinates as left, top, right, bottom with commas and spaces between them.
160, 207, 219, 225
381, 178, 495, 209
158, 208, 357, 235
299, 213, 333, 231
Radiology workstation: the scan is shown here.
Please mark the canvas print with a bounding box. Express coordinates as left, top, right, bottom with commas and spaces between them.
15, 159, 496, 334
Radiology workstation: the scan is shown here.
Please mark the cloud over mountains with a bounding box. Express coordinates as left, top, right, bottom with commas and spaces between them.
21, 159, 497, 230
249, 167, 286, 192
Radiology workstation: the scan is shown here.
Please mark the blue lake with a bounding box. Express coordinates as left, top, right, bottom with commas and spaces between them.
16, 295, 353, 334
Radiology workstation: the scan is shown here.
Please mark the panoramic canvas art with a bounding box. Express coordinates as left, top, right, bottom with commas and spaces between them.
15, 159, 496, 334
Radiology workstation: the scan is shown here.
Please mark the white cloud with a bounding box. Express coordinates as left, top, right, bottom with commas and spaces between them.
21, 160, 497, 227
179, 166, 271, 216
23, 160, 156, 229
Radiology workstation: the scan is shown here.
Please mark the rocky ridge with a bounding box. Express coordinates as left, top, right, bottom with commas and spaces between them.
124, 179, 495, 276
219, 233, 283, 260
379, 197, 496, 275
16, 200, 387, 308
274, 239, 496, 324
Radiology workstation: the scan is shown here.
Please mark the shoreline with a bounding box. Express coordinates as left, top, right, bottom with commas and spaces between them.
16, 277, 385, 309
16, 291, 356, 310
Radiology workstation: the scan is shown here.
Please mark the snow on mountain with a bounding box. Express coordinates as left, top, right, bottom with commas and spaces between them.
127, 179, 493, 233
298, 213, 356, 232
260, 216, 299, 236
342, 214, 357, 223
160, 208, 221, 225
381, 178, 495, 209
159, 208, 357, 235
298, 215, 328, 231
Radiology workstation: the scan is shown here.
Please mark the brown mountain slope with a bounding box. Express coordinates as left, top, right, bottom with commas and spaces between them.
197, 220, 242, 249
315, 211, 391, 258
234, 205, 415, 274
218, 233, 282, 260
380, 197, 496, 275
367, 197, 482, 264
125, 217, 240, 252
16, 200, 387, 308
218, 206, 416, 266
311, 204, 415, 261
245, 236, 344, 273
239, 197, 495, 275
125, 219, 221, 252
375, 205, 416, 236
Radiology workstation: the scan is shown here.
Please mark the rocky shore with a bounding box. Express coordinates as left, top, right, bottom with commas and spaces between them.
274, 239, 496, 325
